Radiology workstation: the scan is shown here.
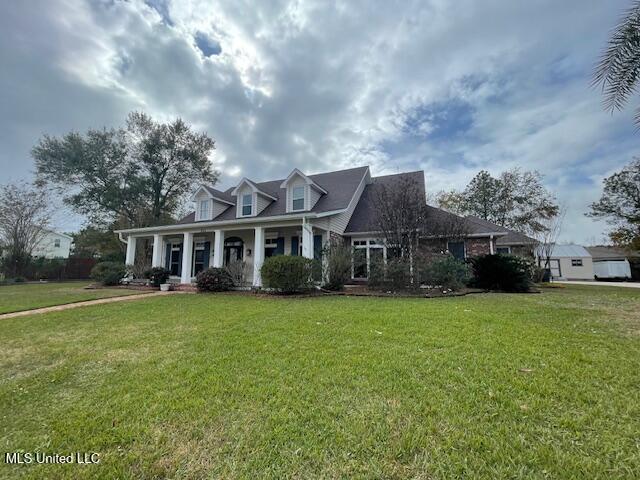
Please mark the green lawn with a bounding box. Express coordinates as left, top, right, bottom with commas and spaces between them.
0, 281, 146, 314
1, 285, 639, 479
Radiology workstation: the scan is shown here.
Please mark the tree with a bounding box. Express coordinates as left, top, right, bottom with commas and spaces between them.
587, 158, 640, 249
0, 182, 53, 277
370, 175, 430, 259
71, 225, 125, 261
437, 169, 559, 235
593, 1, 640, 127
32, 112, 218, 228
535, 207, 566, 281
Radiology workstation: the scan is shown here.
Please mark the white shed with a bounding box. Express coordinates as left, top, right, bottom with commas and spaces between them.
586, 246, 633, 280
538, 244, 594, 281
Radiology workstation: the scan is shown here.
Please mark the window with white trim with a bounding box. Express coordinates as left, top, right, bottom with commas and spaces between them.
199, 200, 210, 220
242, 194, 252, 216
571, 259, 583, 267
54, 239, 61, 248
292, 186, 305, 211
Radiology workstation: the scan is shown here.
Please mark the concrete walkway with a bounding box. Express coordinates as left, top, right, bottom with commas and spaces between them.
554, 280, 640, 289
0, 291, 186, 320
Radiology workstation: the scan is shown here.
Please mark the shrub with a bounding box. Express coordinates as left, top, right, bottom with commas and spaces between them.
322, 242, 352, 291
260, 255, 313, 293
91, 261, 125, 286
470, 254, 532, 292
368, 256, 412, 291
196, 267, 234, 292
420, 255, 471, 291
145, 267, 171, 287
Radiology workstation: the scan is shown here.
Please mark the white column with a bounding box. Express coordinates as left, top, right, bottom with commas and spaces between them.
151, 234, 164, 267
181, 232, 194, 283
301, 219, 314, 259
253, 227, 265, 287
212, 230, 224, 268
125, 236, 137, 265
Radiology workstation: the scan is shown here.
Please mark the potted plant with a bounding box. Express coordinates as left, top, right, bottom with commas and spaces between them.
145, 267, 171, 290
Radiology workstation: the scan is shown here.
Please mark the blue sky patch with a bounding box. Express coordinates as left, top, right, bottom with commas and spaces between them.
194, 32, 222, 57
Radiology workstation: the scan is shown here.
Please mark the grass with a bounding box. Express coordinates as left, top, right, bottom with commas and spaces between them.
0, 281, 146, 314
1, 285, 639, 479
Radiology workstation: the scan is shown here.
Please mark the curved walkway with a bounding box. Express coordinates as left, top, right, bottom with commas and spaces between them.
0, 291, 186, 320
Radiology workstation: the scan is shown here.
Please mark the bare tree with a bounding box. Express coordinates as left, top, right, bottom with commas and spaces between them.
0, 182, 53, 277
534, 207, 566, 281
370, 175, 429, 258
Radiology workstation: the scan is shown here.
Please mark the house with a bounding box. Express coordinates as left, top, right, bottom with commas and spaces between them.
115, 166, 509, 285
538, 244, 594, 280
586, 246, 639, 280
32, 231, 73, 259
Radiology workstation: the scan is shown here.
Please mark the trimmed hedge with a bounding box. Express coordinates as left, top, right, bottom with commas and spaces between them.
470, 254, 532, 292
90, 261, 126, 286
196, 267, 234, 292
260, 256, 313, 293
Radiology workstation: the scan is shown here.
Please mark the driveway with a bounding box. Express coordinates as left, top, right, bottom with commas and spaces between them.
554, 280, 640, 288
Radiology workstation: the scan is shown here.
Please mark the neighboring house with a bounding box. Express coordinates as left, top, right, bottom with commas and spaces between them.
115, 166, 508, 285
538, 244, 594, 281
586, 246, 638, 280
495, 230, 537, 257
32, 231, 73, 259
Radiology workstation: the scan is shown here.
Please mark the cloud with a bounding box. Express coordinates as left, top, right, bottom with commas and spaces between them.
0, 0, 635, 242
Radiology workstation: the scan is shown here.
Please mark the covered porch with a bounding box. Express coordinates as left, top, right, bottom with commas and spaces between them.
123, 219, 327, 287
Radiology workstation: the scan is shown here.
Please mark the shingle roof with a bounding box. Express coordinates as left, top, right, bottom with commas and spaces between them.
343, 173, 510, 236
586, 245, 640, 261
178, 166, 369, 224
344, 171, 425, 233
495, 230, 536, 245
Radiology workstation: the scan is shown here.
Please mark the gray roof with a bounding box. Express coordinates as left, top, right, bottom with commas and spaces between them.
586, 245, 640, 261
344, 173, 510, 236
344, 171, 425, 233
495, 230, 537, 246
178, 166, 369, 224
544, 244, 591, 258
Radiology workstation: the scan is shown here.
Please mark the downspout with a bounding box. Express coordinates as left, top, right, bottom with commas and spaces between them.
117, 231, 128, 245
489, 234, 494, 254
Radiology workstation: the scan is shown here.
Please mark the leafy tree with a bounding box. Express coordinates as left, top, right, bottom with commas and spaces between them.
593, 1, 640, 126
587, 158, 640, 249
71, 225, 125, 261
0, 182, 53, 277
32, 112, 218, 228
437, 169, 559, 235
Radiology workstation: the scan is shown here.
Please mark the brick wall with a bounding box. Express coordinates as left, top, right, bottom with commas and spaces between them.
465, 238, 492, 257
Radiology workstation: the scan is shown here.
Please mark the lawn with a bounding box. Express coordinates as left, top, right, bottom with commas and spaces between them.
0, 281, 146, 314
1, 285, 639, 479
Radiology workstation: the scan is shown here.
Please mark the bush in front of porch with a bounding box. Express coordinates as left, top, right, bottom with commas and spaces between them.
195, 268, 234, 292
261, 256, 314, 293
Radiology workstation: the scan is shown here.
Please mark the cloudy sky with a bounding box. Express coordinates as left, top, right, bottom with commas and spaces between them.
0, 0, 636, 242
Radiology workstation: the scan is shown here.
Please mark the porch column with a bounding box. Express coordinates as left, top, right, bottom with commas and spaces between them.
213, 230, 224, 268
125, 236, 137, 265
301, 219, 314, 259
181, 231, 194, 284
253, 226, 265, 287
151, 234, 164, 267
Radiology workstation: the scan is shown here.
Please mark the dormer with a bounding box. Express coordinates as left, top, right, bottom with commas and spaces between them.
231, 178, 277, 218
280, 169, 327, 213
191, 185, 234, 221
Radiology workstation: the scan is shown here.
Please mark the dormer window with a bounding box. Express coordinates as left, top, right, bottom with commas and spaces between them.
198, 199, 210, 220
292, 186, 305, 211
242, 194, 252, 216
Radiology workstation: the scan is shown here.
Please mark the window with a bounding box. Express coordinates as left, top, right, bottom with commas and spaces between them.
242, 194, 252, 216
54, 239, 61, 248
447, 241, 465, 261
496, 247, 510, 255
292, 186, 305, 211
199, 200, 209, 220
571, 259, 583, 267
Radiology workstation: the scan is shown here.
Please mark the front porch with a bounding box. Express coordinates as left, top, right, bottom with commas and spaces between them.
124, 219, 328, 287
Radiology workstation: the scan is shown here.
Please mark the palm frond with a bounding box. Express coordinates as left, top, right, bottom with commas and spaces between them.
593, 1, 640, 114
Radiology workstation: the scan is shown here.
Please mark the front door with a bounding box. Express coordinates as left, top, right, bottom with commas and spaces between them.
224, 237, 244, 265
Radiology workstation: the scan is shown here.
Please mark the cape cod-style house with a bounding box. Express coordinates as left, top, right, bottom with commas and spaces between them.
115, 166, 508, 286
